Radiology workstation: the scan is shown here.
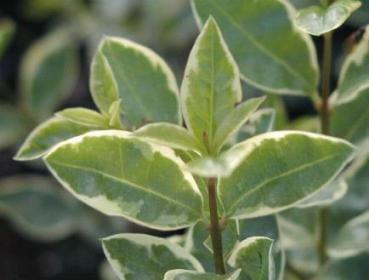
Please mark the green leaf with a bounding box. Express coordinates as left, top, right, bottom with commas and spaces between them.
331, 87, 369, 146
212, 97, 265, 153
100, 261, 119, 280
0, 176, 78, 241
0, 105, 28, 149
185, 219, 239, 273
335, 25, 369, 104
134, 123, 205, 154
288, 116, 319, 132
233, 108, 276, 144
14, 116, 91, 161
0, 18, 15, 58
181, 17, 242, 151
278, 208, 319, 274
186, 142, 253, 178
330, 154, 369, 230
102, 233, 204, 280
164, 269, 241, 280
20, 30, 78, 120
228, 237, 274, 280
219, 131, 355, 219
329, 210, 369, 258
295, 0, 361, 36
43, 130, 203, 230
238, 216, 285, 280
90, 36, 180, 128
317, 254, 369, 280
90, 51, 119, 115
192, 0, 318, 95
107, 99, 124, 129
295, 179, 348, 208
56, 107, 108, 128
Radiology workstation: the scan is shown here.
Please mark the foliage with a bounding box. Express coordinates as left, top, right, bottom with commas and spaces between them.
1, 0, 368, 279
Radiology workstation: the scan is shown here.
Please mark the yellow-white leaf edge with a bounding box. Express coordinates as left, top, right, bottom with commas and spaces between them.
191, 0, 319, 96
102, 233, 205, 280
43, 130, 203, 231
91, 36, 182, 123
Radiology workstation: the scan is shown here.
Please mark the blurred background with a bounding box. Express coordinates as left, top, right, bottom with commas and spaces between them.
0, 0, 367, 279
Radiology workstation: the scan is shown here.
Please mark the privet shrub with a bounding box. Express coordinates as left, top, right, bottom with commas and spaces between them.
15, 0, 369, 279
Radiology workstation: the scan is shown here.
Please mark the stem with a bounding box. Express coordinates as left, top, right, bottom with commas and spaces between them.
207, 177, 226, 274
317, 23, 334, 266
319, 31, 333, 135
317, 208, 329, 264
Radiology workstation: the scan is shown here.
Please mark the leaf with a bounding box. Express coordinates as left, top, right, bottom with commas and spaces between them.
0, 18, 15, 58
0, 105, 28, 149
317, 254, 369, 280
329, 210, 369, 258
331, 87, 369, 146
134, 123, 205, 154
238, 216, 285, 280
185, 219, 239, 273
212, 97, 265, 153
43, 130, 203, 230
20, 30, 78, 120
100, 261, 119, 280
164, 269, 241, 280
330, 154, 369, 230
102, 233, 203, 280
288, 116, 319, 132
0, 176, 78, 241
90, 51, 119, 115
56, 108, 108, 128
181, 17, 242, 151
191, 0, 318, 95
107, 99, 124, 129
334, 25, 369, 103
233, 108, 276, 144
277, 208, 319, 274
219, 131, 355, 219
14, 116, 91, 161
228, 237, 275, 280
295, 0, 361, 36
186, 143, 254, 178
90, 36, 180, 128
295, 179, 347, 208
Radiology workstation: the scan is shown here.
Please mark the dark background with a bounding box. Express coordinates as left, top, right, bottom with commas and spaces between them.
0, 0, 364, 279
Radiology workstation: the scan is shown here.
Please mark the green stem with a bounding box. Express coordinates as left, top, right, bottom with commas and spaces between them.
207, 177, 226, 274
317, 28, 334, 267
319, 31, 333, 135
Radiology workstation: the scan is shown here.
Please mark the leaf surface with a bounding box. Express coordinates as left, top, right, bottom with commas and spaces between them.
15, 116, 91, 161
20, 30, 78, 120
0, 176, 78, 241
44, 130, 203, 230
56, 108, 108, 128
134, 123, 205, 154
219, 131, 355, 219
192, 0, 318, 95
331, 87, 369, 146
335, 25, 369, 103
181, 17, 241, 152
164, 269, 241, 280
295, 0, 361, 36
102, 233, 203, 280
91, 36, 180, 127
228, 237, 274, 280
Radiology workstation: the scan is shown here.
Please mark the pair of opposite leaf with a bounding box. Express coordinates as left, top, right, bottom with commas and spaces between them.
16, 16, 354, 226
14, 16, 356, 280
